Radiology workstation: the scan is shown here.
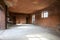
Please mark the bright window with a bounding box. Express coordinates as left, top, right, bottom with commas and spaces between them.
41, 11, 48, 18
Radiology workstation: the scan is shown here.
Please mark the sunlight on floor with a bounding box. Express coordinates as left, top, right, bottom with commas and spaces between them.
26, 34, 50, 40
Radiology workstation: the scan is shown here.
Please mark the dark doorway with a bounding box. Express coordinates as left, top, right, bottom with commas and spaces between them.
26, 16, 29, 24
26, 15, 32, 24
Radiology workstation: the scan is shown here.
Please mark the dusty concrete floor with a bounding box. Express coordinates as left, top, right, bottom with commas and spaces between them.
0, 24, 60, 40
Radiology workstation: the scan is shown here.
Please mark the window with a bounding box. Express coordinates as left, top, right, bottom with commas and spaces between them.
41, 11, 48, 18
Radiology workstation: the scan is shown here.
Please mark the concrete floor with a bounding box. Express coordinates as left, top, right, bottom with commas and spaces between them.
0, 24, 60, 40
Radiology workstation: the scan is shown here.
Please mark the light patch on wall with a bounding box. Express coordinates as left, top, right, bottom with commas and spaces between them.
41, 11, 48, 18
32, 14, 35, 23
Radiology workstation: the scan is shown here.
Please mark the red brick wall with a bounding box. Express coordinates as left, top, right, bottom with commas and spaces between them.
35, 6, 60, 28
0, 10, 5, 29
36, 14, 60, 27
16, 15, 26, 24
0, 0, 6, 29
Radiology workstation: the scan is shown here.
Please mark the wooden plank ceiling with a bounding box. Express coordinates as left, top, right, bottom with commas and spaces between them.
4, 0, 56, 14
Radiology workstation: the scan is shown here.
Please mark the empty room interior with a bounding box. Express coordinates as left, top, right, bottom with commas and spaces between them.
0, 0, 60, 40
